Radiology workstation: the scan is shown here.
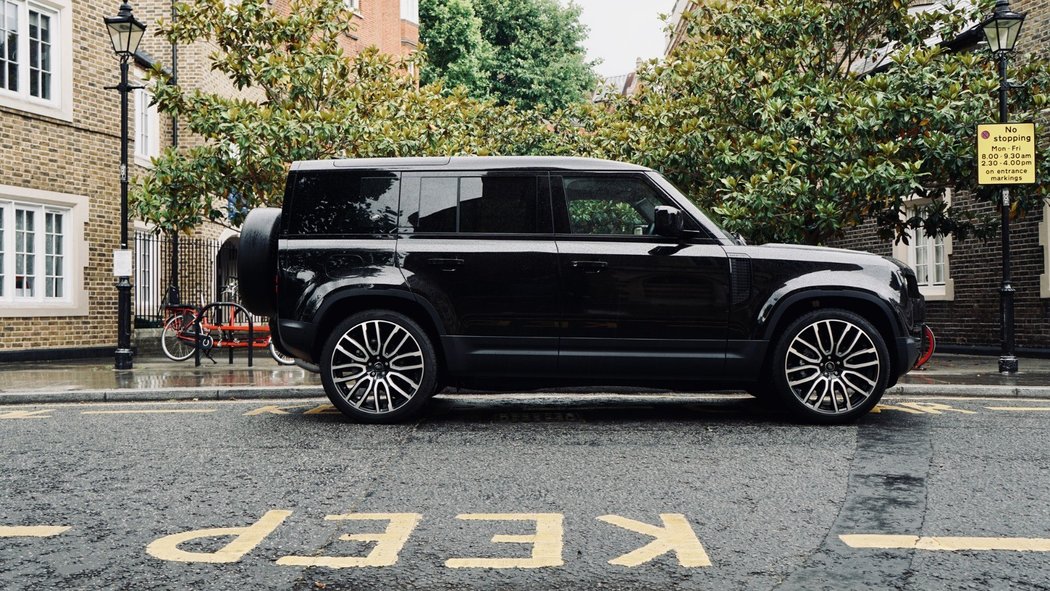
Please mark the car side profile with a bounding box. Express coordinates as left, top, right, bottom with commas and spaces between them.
239, 156, 926, 424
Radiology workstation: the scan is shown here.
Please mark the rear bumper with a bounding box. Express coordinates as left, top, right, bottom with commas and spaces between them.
276, 319, 318, 363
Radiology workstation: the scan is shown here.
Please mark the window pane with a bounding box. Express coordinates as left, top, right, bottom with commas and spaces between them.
415, 177, 458, 233
287, 172, 400, 235
563, 176, 669, 235
458, 176, 543, 234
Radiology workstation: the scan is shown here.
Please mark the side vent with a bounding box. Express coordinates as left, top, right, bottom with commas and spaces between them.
729, 255, 752, 305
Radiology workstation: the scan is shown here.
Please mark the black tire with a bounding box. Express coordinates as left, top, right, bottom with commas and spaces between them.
238, 208, 282, 317
320, 310, 438, 424
771, 309, 889, 424
161, 314, 197, 362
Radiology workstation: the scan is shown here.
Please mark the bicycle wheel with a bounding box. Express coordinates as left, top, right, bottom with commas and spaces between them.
269, 342, 296, 365
161, 313, 198, 362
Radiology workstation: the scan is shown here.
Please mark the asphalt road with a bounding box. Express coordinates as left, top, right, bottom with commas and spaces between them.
1, 393, 1049, 590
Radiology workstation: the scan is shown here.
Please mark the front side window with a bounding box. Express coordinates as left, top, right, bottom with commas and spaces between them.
562, 175, 697, 236
286, 172, 400, 235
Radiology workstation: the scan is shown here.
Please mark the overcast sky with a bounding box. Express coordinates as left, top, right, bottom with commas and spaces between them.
574, 0, 677, 78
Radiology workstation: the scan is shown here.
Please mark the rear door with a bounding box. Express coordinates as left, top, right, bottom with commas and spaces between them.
398, 172, 561, 377
552, 173, 730, 380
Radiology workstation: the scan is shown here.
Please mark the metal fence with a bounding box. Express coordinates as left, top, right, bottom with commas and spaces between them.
133, 231, 226, 328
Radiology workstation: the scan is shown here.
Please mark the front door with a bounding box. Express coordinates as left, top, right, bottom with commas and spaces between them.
552, 174, 730, 380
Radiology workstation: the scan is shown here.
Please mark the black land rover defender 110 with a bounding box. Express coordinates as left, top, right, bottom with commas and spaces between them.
240, 157, 926, 424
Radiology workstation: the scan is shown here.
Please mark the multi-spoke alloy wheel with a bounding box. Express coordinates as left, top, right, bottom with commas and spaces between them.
321, 311, 437, 423
772, 309, 889, 424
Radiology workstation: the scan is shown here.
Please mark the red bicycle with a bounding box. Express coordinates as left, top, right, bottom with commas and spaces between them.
160, 300, 294, 365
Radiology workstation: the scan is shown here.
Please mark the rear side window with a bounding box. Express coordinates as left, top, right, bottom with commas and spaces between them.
405, 175, 550, 234
285, 172, 400, 235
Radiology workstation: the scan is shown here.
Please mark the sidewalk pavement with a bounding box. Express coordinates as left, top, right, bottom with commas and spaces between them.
0, 352, 1048, 406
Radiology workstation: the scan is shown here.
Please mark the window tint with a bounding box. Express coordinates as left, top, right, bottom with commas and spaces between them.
409, 175, 547, 234
287, 172, 400, 235
563, 176, 696, 235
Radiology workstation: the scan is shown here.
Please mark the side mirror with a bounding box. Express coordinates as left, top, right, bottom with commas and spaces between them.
654, 206, 684, 237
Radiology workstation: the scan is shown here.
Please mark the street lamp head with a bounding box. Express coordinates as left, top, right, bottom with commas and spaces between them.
981, 0, 1026, 54
104, 2, 147, 59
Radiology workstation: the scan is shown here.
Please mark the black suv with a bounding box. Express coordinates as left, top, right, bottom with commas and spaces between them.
240, 157, 925, 424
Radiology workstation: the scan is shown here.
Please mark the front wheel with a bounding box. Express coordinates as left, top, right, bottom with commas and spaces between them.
771, 309, 889, 424
161, 314, 197, 362
320, 311, 438, 424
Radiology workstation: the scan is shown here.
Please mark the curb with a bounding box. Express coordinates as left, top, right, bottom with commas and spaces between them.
0, 386, 324, 406
1, 383, 1049, 406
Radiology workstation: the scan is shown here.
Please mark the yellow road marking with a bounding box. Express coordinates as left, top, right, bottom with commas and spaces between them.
147, 510, 292, 563
244, 404, 315, 416
987, 406, 1050, 412
446, 514, 564, 569
598, 514, 711, 567
872, 403, 975, 415
304, 404, 341, 415
278, 513, 422, 568
841, 535, 1050, 552
0, 410, 54, 419
81, 409, 217, 415
0, 526, 70, 538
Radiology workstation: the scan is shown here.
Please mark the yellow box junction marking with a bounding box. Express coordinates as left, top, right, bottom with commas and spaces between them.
278, 513, 422, 568
446, 514, 564, 569
598, 514, 711, 567
977, 123, 1037, 185
0, 409, 54, 420
146, 510, 291, 563
0, 526, 70, 538
82, 409, 217, 415
841, 534, 1050, 552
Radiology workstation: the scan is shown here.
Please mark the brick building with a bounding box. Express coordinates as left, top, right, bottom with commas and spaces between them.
0, 0, 418, 360
665, 0, 1050, 353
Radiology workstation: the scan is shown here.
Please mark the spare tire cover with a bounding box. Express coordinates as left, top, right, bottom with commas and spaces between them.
238, 208, 282, 317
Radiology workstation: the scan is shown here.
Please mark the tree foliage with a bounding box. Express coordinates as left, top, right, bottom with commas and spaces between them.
419, 0, 598, 111
133, 0, 584, 232
590, 0, 1050, 245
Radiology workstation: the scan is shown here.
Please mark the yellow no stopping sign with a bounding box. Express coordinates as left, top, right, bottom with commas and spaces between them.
978, 123, 1036, 185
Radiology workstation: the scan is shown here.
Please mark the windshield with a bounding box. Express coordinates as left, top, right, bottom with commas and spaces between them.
645, 172, 740, 245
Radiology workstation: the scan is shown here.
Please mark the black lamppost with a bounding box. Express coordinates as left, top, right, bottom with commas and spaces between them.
104, 3, 147, 370
981, 0, 1026, 374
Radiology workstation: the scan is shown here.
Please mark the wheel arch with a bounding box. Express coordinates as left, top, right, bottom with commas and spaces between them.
312, 290, 447, 364
759, 289, 904, 380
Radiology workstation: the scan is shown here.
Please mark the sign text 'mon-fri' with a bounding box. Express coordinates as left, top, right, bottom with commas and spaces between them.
977, 123, 1037, 185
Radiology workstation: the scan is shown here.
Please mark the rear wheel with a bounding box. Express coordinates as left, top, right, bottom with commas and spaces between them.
771, 309, 889, 424
320, 310, 438, 424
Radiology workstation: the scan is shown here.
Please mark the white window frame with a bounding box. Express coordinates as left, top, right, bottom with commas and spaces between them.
134, 84, 160, 167
1040, 203, 1049, 298
401, 0, 418, 24
892, 191, 955, 301
346, 0, 361, 14
0, 0, 72, 122
0, 183, 87, 316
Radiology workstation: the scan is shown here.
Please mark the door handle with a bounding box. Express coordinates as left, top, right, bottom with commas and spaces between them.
571, 260, 608, 273
426, 257, 464, 271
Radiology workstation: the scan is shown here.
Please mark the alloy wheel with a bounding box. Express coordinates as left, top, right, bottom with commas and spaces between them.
783, 318, 881, 415
328, 319, 426, 415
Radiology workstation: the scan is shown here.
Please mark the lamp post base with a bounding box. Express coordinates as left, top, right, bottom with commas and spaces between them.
115, 348, 134, 370
999, 355, 1019, 374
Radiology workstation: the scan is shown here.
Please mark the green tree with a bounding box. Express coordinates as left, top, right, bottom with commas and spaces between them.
420, 0, 598, 111
590, 0, 1050, 245
133, 0, 576, 232
418, 0, 490, 92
